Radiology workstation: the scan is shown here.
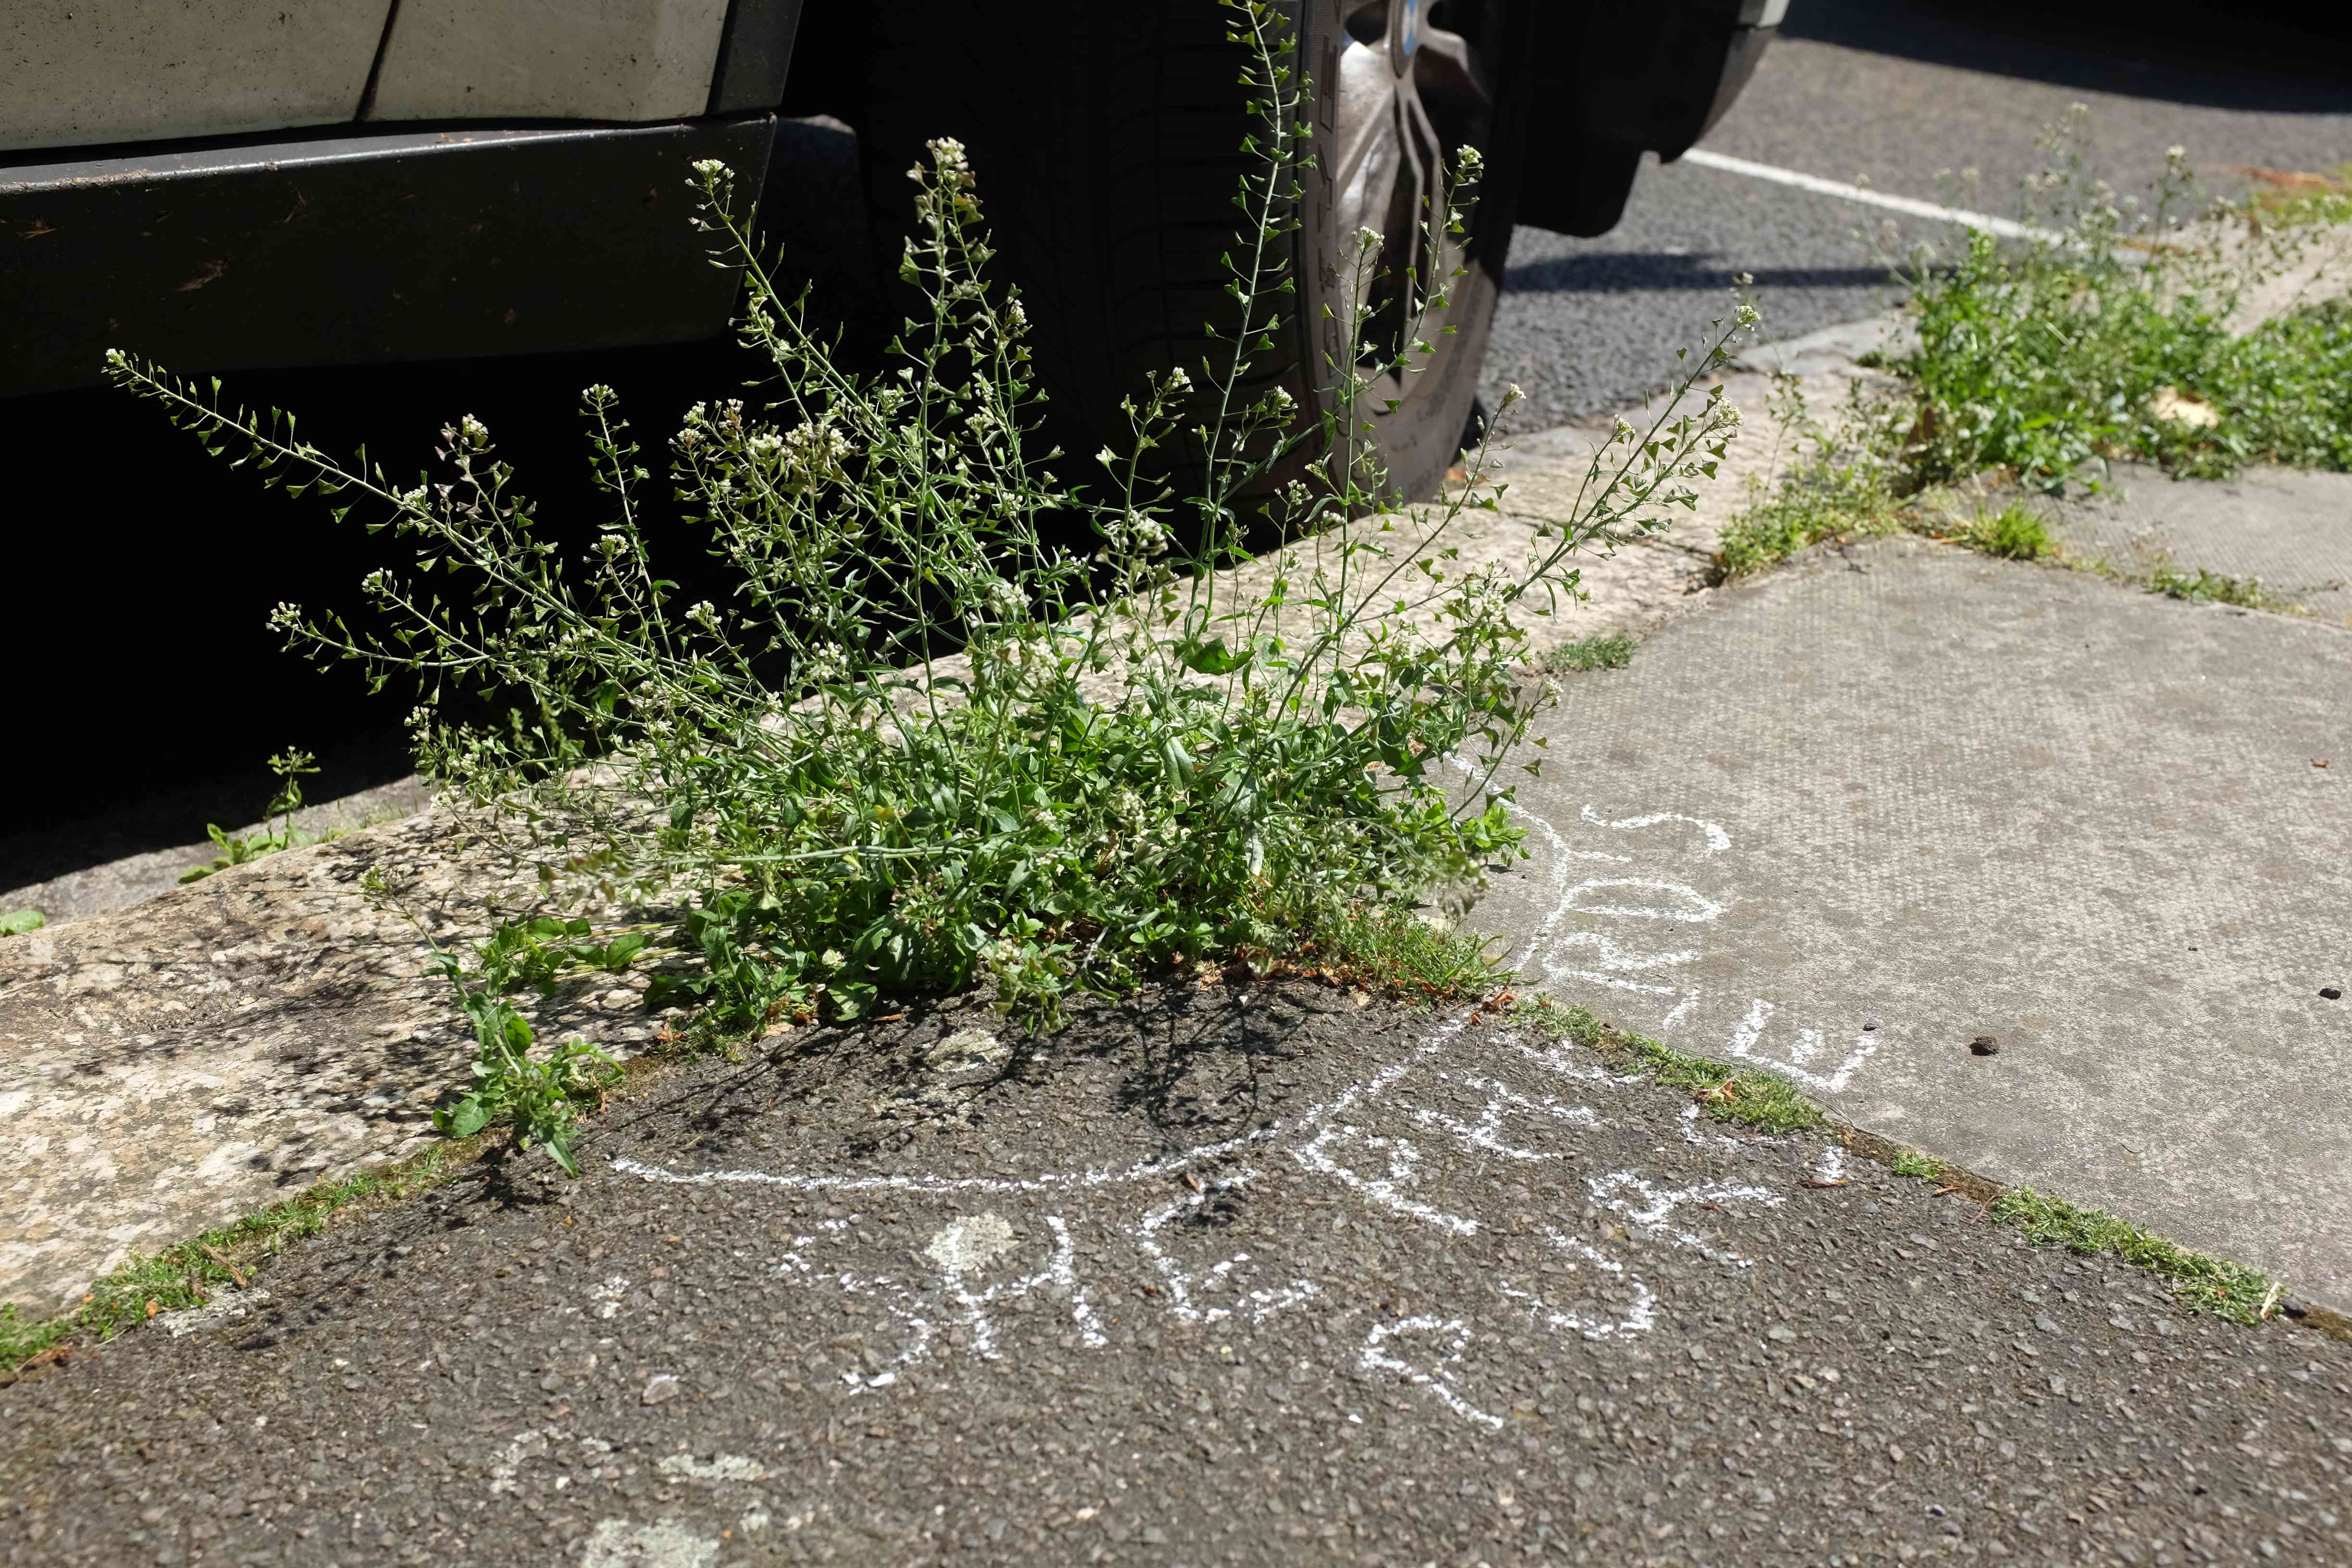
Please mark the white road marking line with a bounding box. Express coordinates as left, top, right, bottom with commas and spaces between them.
1678, 147, 2059, 243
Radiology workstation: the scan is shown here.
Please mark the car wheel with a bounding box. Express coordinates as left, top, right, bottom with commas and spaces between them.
854, 0, 1529, 507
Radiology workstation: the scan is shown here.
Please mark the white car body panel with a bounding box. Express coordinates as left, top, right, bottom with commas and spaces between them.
363, 0, 734, 123
0, 2, 392, 154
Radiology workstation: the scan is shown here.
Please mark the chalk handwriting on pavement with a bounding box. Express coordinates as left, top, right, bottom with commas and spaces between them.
1507, 791, 1880, 1093
613, 1017, 1782, 1433
601, 788, 1870, 1433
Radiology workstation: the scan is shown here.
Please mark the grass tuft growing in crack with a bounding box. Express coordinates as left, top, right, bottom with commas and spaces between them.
2146, 559, 2276, 608
1887, 1147, 1946, 1181
1715, 369, 1903, 579
1961, 503, 2054, 561
1991, 1185, 2279, 1324
0, 1143, 481, 1378
1533, 633, 1636, 674
1514, 995, 1825, 1135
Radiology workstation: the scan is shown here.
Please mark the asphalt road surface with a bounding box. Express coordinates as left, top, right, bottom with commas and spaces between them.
8, 983, 2351, 1566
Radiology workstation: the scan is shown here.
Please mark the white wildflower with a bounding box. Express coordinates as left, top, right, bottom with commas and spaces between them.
1355, 226, 1384, 252
982, 577, 1026, 617
1165, 366, 1193, 392
783, 421, 851, 474
459, 414, 489, 448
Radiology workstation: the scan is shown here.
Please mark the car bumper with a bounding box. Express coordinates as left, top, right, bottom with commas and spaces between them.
0, 114, 776, 398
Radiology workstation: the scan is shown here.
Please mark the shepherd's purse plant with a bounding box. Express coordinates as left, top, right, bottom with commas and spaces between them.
107, 2, 1748, 1150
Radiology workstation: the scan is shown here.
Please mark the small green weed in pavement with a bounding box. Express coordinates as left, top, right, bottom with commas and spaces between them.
1963, 503, 2054, 561
0, 1143, 479, 1377
1887, 1147, 1946, 1180
1534, 633, 1635, 674
2147, 558, 2275, 608
1515, 995, 1825, 1135
119, 0, 1750, 1159
1716, 459, 1897, 578
1992, 1185, 2279, 1323
425, 923, 628, 1177
0, 908, 43, 936
180, 746, 324, 883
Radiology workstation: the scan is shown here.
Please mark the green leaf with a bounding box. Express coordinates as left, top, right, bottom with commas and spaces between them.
0, 908, 45, 935
1176, 636, 1250, 676
436, 1096, 492, 1139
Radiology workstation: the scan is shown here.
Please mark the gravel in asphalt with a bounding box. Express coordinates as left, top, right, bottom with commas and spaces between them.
8, 980, 2349, 1566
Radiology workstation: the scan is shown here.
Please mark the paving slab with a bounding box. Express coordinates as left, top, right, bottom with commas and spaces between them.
1467, 533, 2352, 1307
2038, 460, 2352, 624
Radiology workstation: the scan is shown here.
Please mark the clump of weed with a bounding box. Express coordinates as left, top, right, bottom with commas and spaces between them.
1992, 1185, 2278, 1323
2148, 559, 2273, 607
1534, 633, 1635, 674
0, 908, 42, 936
113, 0, 1748, 1165
1, 1143, 478, 1377
1963, 503, 2055, 560
1514, 994, 1824, 1135
1894, 114, 2352, 489
1715, 371, 1904, 579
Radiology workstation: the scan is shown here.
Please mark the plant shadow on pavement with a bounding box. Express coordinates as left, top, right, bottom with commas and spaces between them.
593, 972, 1401, 1181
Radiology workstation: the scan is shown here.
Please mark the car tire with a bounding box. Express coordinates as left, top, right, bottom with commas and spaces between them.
853, 0, 1529, 507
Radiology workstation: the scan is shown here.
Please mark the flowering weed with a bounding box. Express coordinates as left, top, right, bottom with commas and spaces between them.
1894, 113, 2352, 490
109, 1, 1744, 1165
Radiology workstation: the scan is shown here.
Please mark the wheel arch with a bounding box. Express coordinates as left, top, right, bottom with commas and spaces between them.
1512, 0, 1780, 237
